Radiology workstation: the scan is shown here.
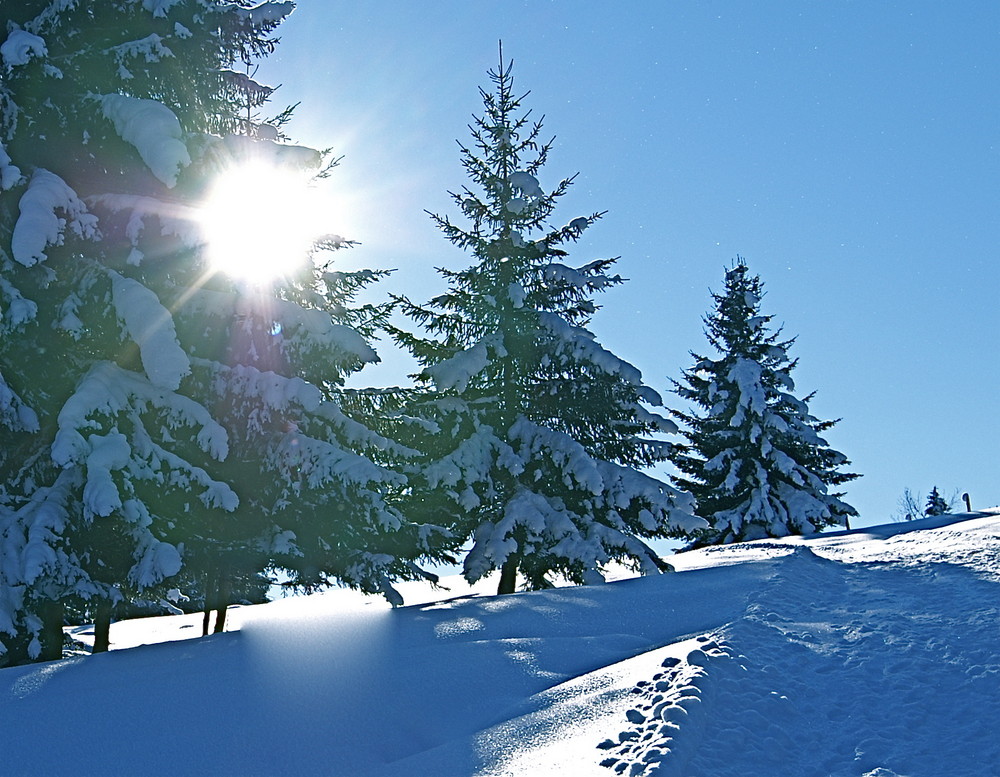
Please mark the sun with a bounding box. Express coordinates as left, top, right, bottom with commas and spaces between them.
198, 160, 335, 285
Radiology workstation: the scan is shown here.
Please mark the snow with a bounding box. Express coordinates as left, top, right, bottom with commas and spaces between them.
109, 34, 175, 68
230, 1, 296, 26
508, 170, 543, 199
51, 361, 230, 467
10, 169, 99, 267
137, 0, 184, 18
96, 94, 191, 187
0, 369, 39, 432
110, 272, 191, 390
2, 512, 1000, 776
423, 336, 499, 393
0, 29, 47, 70
0, 141, 22, 190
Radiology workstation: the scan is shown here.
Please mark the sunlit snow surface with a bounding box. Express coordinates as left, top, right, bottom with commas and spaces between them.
2, 512, 1000, 777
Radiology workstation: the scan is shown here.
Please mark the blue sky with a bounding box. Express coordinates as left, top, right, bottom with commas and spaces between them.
263, 2, 998, 527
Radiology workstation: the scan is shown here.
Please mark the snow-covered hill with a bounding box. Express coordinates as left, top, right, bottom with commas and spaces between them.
2, 513, 999, 777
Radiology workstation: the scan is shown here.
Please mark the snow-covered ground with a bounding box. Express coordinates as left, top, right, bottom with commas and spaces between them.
2, 512, 999, 777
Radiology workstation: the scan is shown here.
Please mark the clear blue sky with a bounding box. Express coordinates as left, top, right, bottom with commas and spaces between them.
263, 1, 998, 527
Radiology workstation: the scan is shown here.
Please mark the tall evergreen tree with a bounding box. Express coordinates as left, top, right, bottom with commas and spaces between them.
0, 1, 439, 665
670, 261, 858, 545
389, 53, 701, 595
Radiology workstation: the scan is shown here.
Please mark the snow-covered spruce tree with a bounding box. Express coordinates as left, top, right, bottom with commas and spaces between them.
389, 54, 702, 595
670, 261, 859, 545
0, 1, 439, 665
924, 487, 949, 517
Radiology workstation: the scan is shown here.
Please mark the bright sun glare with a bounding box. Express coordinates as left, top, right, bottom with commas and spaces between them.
199, 161, 334, 285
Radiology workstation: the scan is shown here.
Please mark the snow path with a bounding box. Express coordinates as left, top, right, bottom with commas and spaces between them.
604, 547, 1000, 777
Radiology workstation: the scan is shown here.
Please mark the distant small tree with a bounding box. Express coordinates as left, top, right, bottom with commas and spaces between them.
895, 488, 923, 522
894, 486, 956, 521
924, 486, 949, 517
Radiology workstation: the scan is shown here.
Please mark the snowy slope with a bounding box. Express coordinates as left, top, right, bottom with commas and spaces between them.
2, 513, 999, 777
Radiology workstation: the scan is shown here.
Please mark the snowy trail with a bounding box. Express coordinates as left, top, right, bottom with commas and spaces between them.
603, 547, 1000, 777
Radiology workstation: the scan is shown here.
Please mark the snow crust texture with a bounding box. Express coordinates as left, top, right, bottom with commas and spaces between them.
1, 514, 999, 777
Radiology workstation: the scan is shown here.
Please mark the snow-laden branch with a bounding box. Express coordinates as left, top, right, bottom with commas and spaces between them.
0, 140, 22, 190
52, 361, 228, 468
109, 270, 190, 390
96, 93, 191, 187
0, 29, 46, 70
11, 169, 99, 267
423, 334, 505, 393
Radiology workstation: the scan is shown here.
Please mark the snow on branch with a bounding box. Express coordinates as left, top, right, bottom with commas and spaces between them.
11, 169, 99, 267
80, 431, 131, 518
0, 29, 46, 71
272, 297, 379, 366
423, 334, 504, 393
0, 369, 39, 432
0, 277, 39, 331
542, 261, 621, 293
12, 468, 82, 587
728, 357, 766, 426
508, 417, 604, 496
538, 311, 644, 385
424, 425, 521, 507
198, 130, 322, 173
0, 140, 22, 190
51, 361, 229, 469
96, 93, 191, 187
275, 429, 405, 491
508, 171, 543, 199
108, 34, 174, 71
135, 0, 185, 19
110, 271, 190, 390
596, 460, 703, 533
226, 1, 296, 26
220, 69, 274, 100
128, 524, 182, 588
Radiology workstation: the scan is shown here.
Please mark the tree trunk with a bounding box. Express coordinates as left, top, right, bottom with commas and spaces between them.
497, 557, 518, 595
213, 568, 232, 634
39, 600, 64, 662
92, 600, 113, 654
202, 565, 218, 637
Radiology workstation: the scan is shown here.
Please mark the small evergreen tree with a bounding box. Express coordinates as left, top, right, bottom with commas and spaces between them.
389, 52, 701, 594
670, 261, 859, 545
924, 487, 949, 517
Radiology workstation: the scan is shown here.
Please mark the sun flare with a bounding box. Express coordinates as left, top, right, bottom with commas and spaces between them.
199, 161, 336, 285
